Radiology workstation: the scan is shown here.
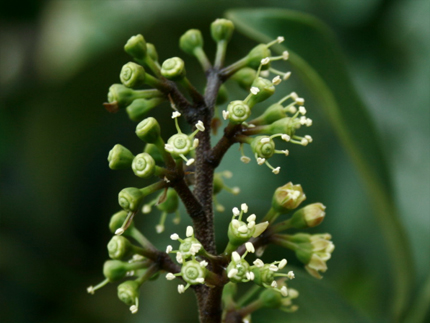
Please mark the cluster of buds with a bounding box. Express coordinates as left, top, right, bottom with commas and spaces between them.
89, 17, 334, 321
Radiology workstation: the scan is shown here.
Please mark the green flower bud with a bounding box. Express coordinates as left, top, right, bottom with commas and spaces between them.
252, 264, 275, 286
144, 143, 163, 164
107, 235, 134, 260
266, 117, 301, 136
289, 203, 326, 229
251, 103, 287, 126
135, 117, 161, 143
120, 62, 146, 88
109, 210, 136, 234
107, 84, 162, 109
226, 100, 251, 124
259, 288, 283, 308
103, 260, 131, 282
211, 18, 234, 42
227, 219, 254, 246
226, 256, 251, 283
181, 259, 207, 285
251, 136, 275, 159
126, 98, 165, 122
108, 144, 135, 170
248, 77, 275, 106
132, 153, 155, 178
246, 44, 271, 69
165, 133, 193, 158
231, 67, 257, 91
179, 29, 204, 56
124, 34, 147, 60
216, 84, 229, 105
272, 182, 306, 213
146, 43, 158, 62
157, 188, 179, 213
178, 237, 203, 259
117, 280, 140, 306
161, 57, 186, 80
118, 187, 147, 212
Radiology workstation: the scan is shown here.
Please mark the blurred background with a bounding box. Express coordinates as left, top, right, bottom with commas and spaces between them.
0, 1, 429, 322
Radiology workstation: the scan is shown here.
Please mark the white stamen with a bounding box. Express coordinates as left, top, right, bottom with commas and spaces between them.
295, 97, 305, 105
142, 205, 151, 214
253, 259, 264, 267
164, 176, 170, 183
241, 203, 248, 213
283, 150, 289, 156
133, 254, 144, 261
166, 245, 173, 253
228, 268, 238, 278
300, 116, 307, 125
186, 158, 195, 166
250, 87, 260, 95
257, 157, 266, 165
278, 259, 287, 269
271, 281, 278, 288
193, 138, 199, 148
288, 105, 297, 113
306, 118, 313, 127
247, 221, 255, 229
277, 36, 285, 43
155, 225, 164, 233
245, 242, 255, 253
281, 134, 291, 142
196, 278, 205, 284
186, 226, 194, 237
287, 271, 295, 279
164, 144, 174, 152
170, 233, 179, 240
301, 138, 309, 146
130, 305, 138, 314
282, 51, 289, 60
166, 273, 176, 280
247, 214, 256, 222
222, 110, 229, 120
283, 71, 291, 80
272, 167, 280, 174
232, 207, 240, 216
261, 57, 270, 65
272, 76, 281, 85
232, 219, 240, 228
260, 70, 270, 77
178, 284, 185, 294
299, 106, 307, 115
200, 260, 208, 268
190, 243, 202, 254
176, 252, 183, 264
269, 264, 279, 271
87, 286, 95, 294
172, 111, 181, 118
115, 227, 125, 235
232, 252, 241, 262
280, 286, 288, 297
238, 225, 248, 233
195, 120, 205, 131
290, 92, 298, 100
304, 135, 313, 142
246, 271, 255, 280
240, 156, 251, 164
232, 187, 241, 195
260, 137, 270, 143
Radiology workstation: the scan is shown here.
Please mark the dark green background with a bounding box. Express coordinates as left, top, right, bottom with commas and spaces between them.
1, 1, 429, 322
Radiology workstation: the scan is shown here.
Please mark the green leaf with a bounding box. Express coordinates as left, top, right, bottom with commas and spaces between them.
226, 8, 413, 321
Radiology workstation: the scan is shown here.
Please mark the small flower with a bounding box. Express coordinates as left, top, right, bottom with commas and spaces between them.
287, 271, 295, 279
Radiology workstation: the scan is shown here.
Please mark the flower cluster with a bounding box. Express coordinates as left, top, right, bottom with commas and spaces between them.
88, 17, 334, 322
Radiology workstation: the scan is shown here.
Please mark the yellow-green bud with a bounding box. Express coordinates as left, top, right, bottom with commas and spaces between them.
259, 288, 283, 308
109, 210, 136, 234
117, 280, 140, 306
251, 136, 275, 159
107, 236, 134, 260
118, 187, 146, 212
132, 153, 155, 178
227, 100, 251, 124
126, 98, 165, 122
103, 260, 130, 282
108, 144, 135, 170
246, 44, 271, 69
290, 203, 326, 229
231, 67, 257, 91
179, 29, 204, 55
135, 117, 161, 143
120, 62, 146, 88
157, 188, 179, 213
146, 43, 158, 62
272, 182, 306, 213
211, 18, 234, 42
124, 34, 147, 60
161, 57, 186, 80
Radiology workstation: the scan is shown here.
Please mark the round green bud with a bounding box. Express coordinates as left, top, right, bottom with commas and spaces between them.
181, 259, 207, 285
267, 117, 301, 136
259, 288, 283, 308
252, 264, 275, 286
227, 100, 251, 124
179, 237, 203, 259
161, 57, 186, 80
146, 43, 158, 62
124, 34, 147, 60
249, 78, 275, 105
107, 84, 136, 108
251, 136, 276, 159
126, 98, 164, 122
107, 235, 133, 260
157, 188, 179, 213
103, 260, 129, 282
166, 133, 192, 158
144, 143, 163, 164
108, 144, 135, 170
132, 153, 155, 178
216, 84, 229, 105
226, 257, 250, 283
290, 203, 326, 229
118, 187, 146, 212
109, 210, 135, 234
211, 18, 234, 42
120, 62, 146, 88
271, 182, 306, 214
228, 219, 254, 246
251, 103, 286, 126
231, 67, 257, 91
117, 280, 140, 306
135, 117, 161, 143
179, 29, 204, 55
246, 44, 271, 69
